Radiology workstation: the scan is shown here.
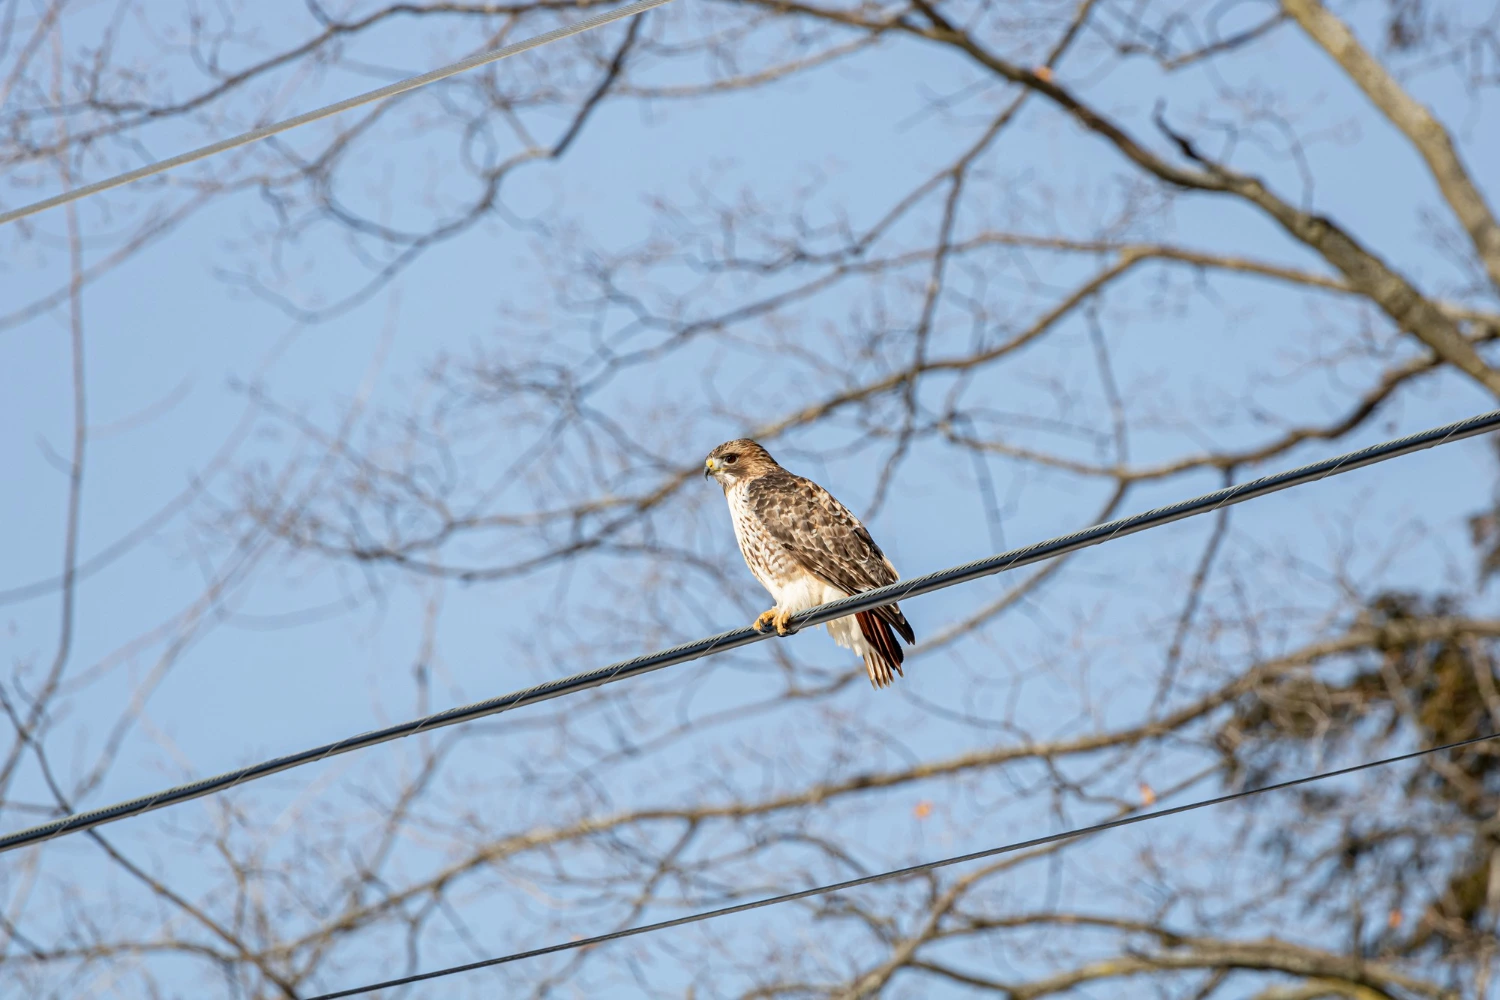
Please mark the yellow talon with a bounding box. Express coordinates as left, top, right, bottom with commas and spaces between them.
753, 609, 797, 636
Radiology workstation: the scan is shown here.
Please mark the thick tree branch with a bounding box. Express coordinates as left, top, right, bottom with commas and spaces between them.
1279, 0, 1500, 296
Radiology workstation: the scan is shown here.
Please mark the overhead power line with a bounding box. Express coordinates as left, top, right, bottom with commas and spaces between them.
2, 408, 1498, 856
0, 0, 674, 228
305, 730, 1500, 999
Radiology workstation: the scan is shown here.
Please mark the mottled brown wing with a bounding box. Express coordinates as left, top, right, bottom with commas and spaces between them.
746, 470, 915, 643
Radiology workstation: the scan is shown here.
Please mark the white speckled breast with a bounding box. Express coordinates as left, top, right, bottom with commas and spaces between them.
727, 481, 798, 592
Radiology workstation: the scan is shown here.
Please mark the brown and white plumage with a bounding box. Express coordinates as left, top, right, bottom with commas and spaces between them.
705, 439, 915, 688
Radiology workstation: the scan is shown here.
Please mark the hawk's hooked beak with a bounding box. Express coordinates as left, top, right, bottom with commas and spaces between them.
704, 458, 718, 479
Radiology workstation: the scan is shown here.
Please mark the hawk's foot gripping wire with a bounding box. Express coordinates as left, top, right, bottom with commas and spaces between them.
753, 608, 798, 636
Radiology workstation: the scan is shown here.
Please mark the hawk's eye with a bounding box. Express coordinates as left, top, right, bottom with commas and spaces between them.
724, 454, 739, 464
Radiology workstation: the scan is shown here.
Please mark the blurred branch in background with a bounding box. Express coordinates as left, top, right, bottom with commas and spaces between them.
2, 0, 1500, 996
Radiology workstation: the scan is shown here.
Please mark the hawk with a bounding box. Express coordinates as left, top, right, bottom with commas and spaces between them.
705, 439, 915, 688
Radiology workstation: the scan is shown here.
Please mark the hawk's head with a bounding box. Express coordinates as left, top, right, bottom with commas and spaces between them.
704, 439, 778, 487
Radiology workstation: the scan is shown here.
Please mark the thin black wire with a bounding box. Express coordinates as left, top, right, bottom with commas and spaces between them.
0, 0, 674, 227
305, 731, 1500, 999
2, 408, 1498, 855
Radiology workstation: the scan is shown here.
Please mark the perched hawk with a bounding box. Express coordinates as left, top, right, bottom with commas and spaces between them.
705, 439, 915, 688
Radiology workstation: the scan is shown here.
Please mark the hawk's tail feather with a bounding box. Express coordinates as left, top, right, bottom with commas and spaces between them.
877, 603, 915, 645
856, 610, 907, 689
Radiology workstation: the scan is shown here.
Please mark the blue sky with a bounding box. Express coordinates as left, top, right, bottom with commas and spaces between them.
2, 0, 1499, 995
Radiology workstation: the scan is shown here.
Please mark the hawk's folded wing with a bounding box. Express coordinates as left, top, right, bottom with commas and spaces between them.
745, 471, 915, 642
